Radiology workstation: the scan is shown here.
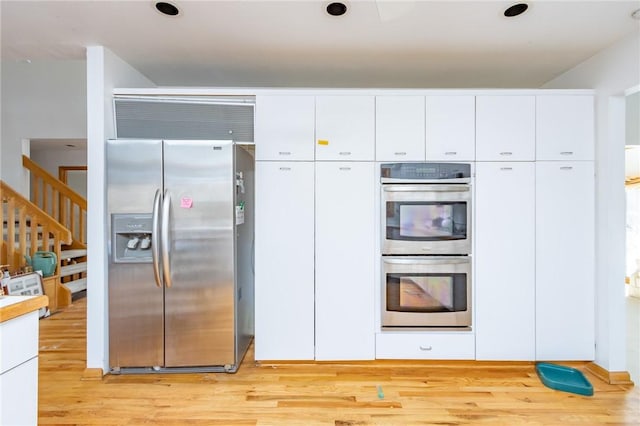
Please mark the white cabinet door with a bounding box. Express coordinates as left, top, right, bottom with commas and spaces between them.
0, 356, 38, 426
316, 96, 375, 161
536, 162, 595, 360
255, 95, 315, 161
476, 95, 535, 161
315, 162, 375, 360
375, 96, 425, 161
254, 161, 315, 360
426, 95, 475, 161
536, 95, 594, 161
475, 162, 535, 360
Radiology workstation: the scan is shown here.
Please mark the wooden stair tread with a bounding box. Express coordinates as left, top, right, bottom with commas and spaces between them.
60, 262, 87, 277
60, 249, 87, 259
63, 277, 87, 294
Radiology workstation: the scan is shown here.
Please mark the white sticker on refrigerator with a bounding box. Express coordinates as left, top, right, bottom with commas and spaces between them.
236, 203, 245, 225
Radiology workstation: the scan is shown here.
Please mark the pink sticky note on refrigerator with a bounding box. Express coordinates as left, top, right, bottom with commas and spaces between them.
180, 197, 193, 208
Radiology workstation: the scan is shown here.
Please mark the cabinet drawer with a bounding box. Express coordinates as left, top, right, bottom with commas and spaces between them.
0, 311, 39, 373
375, 332, 475, 360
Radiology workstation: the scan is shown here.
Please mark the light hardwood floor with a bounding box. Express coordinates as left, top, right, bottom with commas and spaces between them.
39, 297, 639, 425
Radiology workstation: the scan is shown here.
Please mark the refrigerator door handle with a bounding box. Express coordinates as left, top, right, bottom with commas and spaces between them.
161, 189, 173, 288
151, 189, 162, 288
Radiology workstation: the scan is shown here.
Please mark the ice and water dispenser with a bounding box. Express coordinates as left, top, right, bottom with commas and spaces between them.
111, 214, 153, 263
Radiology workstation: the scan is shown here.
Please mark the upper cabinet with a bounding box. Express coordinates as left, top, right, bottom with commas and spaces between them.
255, 95, 315, 161
426, 95, 475, 161
476, 95, 536, 161
316, 95, 375, 161
375, 96, 425, 162
536, 95, 594, 161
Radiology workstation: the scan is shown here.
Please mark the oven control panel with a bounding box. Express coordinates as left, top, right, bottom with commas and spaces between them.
381, 163, 471, 180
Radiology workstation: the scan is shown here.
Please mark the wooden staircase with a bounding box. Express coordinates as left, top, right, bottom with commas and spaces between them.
1, 180, 72, 311
22, 155, 88, 298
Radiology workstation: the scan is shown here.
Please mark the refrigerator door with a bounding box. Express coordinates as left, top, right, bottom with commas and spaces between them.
163, 140, 236, 367
107, 139, 164, 369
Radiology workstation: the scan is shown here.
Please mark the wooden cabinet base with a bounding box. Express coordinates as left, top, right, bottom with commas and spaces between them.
42, 276, 72, 313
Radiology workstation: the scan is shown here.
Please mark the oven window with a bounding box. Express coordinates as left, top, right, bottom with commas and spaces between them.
387, 273, 467, 313
386, 202, 466, 241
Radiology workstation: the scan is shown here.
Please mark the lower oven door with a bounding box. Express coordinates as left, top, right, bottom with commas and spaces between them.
382, 256, 472, 328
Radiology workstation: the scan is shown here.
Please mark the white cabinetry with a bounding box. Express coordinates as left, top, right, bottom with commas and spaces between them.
0, 309, 39, 426
316, 96, 375, 161
476, 95, 535, 161
536, 95, 594, 161
315, 162, 375, 360
475, 162, 536, 360
375, 96, 425, 161
255, 95, 315, 161
535, 161, 595, 360
254, 161, 315, 360
376, 332, 475, 360
426, 95, 475, 161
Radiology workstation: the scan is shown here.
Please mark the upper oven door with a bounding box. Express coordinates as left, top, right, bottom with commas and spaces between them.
382, 184, 471, 255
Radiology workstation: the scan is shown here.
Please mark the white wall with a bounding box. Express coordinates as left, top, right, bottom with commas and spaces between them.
543, 30, 640, 373
628, 91, 639, 146
30, 147, 87, 178
0, 60, 87, 192
86, 46, 155, 372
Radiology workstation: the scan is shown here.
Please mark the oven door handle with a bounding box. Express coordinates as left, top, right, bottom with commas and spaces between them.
382, 256, 471, 266
381, 177, 471, 184
382, 184, 470, 193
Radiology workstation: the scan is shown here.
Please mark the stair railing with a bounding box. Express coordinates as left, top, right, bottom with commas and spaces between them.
1, 180, 72, 272
22, 155, 87, 247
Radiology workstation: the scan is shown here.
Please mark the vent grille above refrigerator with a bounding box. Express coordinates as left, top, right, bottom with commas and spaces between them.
114, 97, 255, 142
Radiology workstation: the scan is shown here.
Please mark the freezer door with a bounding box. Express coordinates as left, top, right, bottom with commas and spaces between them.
163, 140, 236, 367
107, 139, 164, 369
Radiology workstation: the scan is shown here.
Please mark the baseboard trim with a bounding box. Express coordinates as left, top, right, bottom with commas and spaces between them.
82, 368, 104, 380
586, 362, 634, 386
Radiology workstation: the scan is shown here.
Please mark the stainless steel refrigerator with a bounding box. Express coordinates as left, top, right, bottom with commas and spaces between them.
107, 139, 254, 373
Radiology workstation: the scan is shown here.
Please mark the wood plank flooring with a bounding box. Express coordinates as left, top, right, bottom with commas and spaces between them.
38, 297, 640, 425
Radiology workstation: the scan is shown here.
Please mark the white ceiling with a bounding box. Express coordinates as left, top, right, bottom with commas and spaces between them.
2, 0, 640, 88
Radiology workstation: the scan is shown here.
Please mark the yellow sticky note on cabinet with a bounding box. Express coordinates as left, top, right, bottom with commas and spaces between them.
317, 140, 329, 146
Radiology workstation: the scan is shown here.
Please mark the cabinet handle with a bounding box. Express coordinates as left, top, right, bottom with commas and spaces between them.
394, 152, 407, 156
500, 167, 513, 171
560, 166, 573, 171
499, 152, 513, 156
445, 151, 457, 156
560, 151, 574, 156
278, 151, 292, 156
419, 345, 433, 351
339, 167, 351, 171
339, 151, 352, 156
279, 167, 292, 171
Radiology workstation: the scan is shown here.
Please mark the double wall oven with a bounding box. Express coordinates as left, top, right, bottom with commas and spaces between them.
381, 163, 472, 329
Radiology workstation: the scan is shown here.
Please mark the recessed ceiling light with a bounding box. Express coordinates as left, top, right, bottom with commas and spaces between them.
155, 2, 180, 17
632, 8, 640, 20
327, 2, 347, 17
504, 3, 529, 18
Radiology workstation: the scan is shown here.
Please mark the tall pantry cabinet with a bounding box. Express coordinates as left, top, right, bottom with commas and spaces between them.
315, 95, 375, 360
254, 95, 316, 360
535, 95, 595, 360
